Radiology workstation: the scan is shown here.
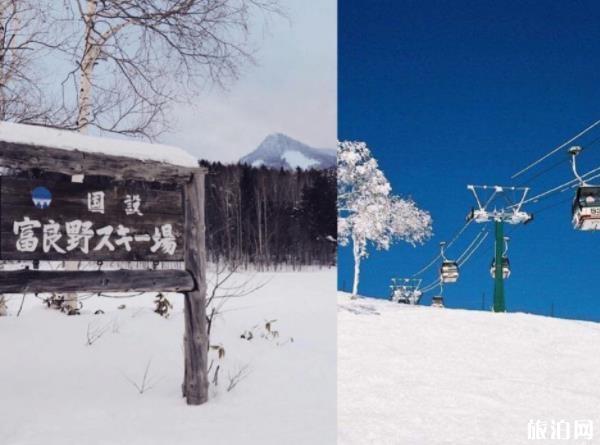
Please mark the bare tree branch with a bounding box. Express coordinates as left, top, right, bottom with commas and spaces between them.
50, 0, 283, 139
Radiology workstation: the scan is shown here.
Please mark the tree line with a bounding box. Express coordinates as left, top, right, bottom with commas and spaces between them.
200, 161, 336, 268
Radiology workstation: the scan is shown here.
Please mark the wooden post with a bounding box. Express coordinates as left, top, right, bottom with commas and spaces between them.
182, 170, 209, 405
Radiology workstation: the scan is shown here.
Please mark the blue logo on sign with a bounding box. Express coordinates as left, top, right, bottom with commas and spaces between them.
32, 186, 52, 209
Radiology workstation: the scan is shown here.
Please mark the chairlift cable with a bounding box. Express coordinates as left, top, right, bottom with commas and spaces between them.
458, 230, 489, 267
410, 219, 472, 278
523, 166, 600, 204
421, 279, 441, 294
457, 227, 487, 263
410, 254, 441, 279
516, 133, 600, 187
511, 118, 600, 179
510, 165, 600, 208
516, 156, 570, 187
531, 194, 574, 215
581, 171, 600, 182
448, 219, 473, 249
420, 227, 488, 295
506, 194, 571, 236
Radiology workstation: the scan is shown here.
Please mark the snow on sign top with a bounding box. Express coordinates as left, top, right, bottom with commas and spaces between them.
0, 121, 198, 168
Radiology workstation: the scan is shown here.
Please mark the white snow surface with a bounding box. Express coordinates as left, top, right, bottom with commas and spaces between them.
0, 269, 336, 445
281, 150, 320, 169
0, 121, 198, 168
338, 292, 600, 445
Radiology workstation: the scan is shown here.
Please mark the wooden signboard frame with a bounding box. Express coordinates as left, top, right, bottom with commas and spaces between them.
0, 140, 209, 405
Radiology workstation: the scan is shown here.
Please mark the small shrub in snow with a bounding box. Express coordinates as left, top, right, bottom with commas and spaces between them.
212, 364, 220, 387
42, 293, 80, 315
226, 364, 251, 393
240, 329, 254, 341
86, 321, 110, 346
153, 293, 172, 318
210, 344, 226, 359
43, 294, 64, 310
264, 319, 279, 339
0, 296, 7, 316
124, 360, 159, 395
240, 320, 292, 346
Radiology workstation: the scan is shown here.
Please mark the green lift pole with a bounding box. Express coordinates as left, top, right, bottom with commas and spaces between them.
493, 220, 506, 312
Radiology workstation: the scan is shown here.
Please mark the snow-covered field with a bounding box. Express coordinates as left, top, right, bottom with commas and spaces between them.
0, 269, 336, 445
338, 292, 600, 445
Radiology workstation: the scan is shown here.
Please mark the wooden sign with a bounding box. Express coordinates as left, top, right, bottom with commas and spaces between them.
0, 136, 208, 406
1, 175, 184, 261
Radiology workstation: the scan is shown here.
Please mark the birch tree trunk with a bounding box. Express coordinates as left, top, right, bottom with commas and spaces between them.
0, 4, 6, 122
76, 0, 99, 132
64, 0, 99, 313
352, 235, 361, 299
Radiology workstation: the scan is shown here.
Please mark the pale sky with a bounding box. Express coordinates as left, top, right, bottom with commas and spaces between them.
160, 1, 337, 163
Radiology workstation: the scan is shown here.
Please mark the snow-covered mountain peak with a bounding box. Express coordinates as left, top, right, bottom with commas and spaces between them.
240, 133, 336, 170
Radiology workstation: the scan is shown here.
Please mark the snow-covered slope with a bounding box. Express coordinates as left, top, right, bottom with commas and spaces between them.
0, 121, 199, 168
0, 269, 336, 445
338, 292, 600, 445
240, 133, 335, 170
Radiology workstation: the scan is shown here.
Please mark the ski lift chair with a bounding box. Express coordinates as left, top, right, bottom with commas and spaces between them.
569, 146, 600, 230
440, 261, 459, 283
572, 186, 600, 231
489, 257, 511, 279
431, 296, 444, 308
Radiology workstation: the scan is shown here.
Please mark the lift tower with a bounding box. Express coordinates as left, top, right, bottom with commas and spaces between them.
467, 185, 533, 312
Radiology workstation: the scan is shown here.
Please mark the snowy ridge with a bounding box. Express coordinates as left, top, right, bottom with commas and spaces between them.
338, 292, 600, 445
240, 133, 335, 170
0, 121, 199, 168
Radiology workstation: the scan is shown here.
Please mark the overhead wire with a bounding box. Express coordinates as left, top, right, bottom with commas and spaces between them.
511, 118, 600, 179
516, 156, 570, 187
456, 227, 487, 263
419, 226, 489, 295
410, 219, 473, 278
458, 230, 489, 267
517, 132, 600, 188
531, 194, 574, 216
507, 165, 600, 209
410, 254, 441, 279
420, 277, 441, 294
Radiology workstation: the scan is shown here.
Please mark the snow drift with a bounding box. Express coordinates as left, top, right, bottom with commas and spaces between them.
0, 269, 336, 445
338, 292, 600, 445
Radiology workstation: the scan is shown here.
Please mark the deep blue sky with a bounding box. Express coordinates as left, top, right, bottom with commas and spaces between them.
338, 0, 600, 322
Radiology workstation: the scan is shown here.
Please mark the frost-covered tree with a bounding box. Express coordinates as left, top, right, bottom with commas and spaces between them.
338, 141, 432, 298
